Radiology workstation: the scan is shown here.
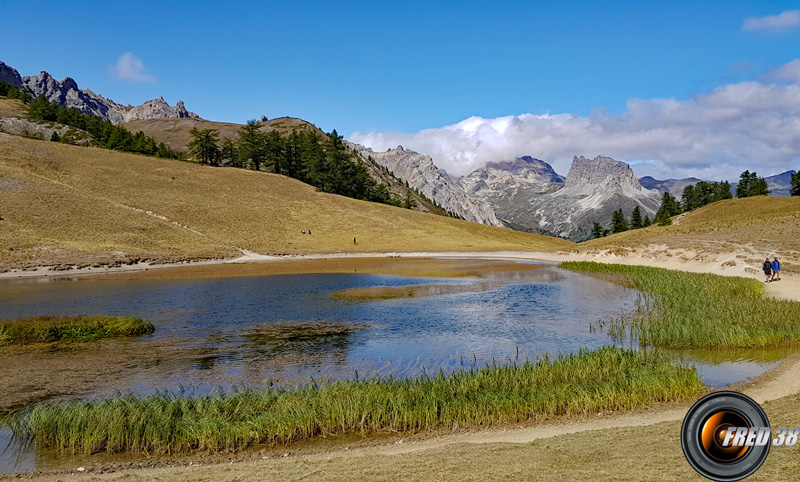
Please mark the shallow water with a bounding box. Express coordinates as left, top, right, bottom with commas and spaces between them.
0, 264, 791, 473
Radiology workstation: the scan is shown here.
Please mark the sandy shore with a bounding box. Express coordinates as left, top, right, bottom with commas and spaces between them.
3, 246, 793, 301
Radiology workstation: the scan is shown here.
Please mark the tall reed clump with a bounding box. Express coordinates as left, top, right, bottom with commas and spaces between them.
9, 346, 702, 455
561, 262, 800, 348
0, 315, 155, 345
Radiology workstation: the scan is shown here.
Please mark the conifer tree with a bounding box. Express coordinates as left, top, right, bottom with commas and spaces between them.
591, 222, 605, 238
187, 128, 220, 165
612, 209, 628, 233
630, 206, 643, 229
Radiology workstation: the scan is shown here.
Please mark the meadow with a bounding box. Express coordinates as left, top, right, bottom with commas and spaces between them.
0, 134, 572, 271
9, 346, 702, 455
562, 262, 800, 348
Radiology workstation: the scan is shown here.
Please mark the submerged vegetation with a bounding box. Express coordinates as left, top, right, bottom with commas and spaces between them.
10, 346, 702, 455
562, 262, 800, 348
0, 315, 155, 345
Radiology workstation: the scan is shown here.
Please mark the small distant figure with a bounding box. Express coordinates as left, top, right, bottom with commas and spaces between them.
763, 257, 773, 282
353, 236, 358, 245
0, 216, 4, 221
301, 230, 306, 234
308, 230, 312, 235
772, 256, 781, 282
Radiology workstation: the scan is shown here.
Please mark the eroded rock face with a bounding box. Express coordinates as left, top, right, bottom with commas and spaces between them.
347, 142, 504, 227
459, 156, 565, 200
524, 156, 663, 241
0, 61, 199, 124
0, 61, 23, 87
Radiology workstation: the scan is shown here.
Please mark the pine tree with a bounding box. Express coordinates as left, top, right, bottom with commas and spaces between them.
591, 222, 605, 238
791, 171, 800, 196
642, 215, 651, 227
655, 192, 681, 225
187, 128, 220, 165
612, 209, 628, 233
736, 171, 770, 197
630, 206, 643, 229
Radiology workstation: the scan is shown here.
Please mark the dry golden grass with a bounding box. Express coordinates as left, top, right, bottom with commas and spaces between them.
578, 197, 800, 270
121, 116, 325, 152
0, 134, 572, 270
0, 98, 26, 119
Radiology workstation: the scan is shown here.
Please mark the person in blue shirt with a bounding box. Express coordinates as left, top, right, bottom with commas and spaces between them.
772, 257, 781, 282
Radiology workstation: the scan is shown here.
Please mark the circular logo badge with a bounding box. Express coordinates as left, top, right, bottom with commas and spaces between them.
681, 391, 771, 481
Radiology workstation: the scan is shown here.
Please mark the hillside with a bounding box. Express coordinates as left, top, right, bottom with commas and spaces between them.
577, 196, 800, 273
0, 134, 573, 271
123, 116, 449, 216
121, 116, 325, 152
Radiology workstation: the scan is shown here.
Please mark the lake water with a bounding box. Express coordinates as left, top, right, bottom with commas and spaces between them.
0, 263, 788, 473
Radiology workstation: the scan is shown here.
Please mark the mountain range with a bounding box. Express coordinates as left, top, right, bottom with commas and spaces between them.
0, 61, 197, 124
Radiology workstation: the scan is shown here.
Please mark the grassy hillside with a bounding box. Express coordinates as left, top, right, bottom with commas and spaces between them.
0, 134, 573, 270
122, 116, 449, 216
579, 196, 800, 270
121, 116, 324, 152
0, 98, 26, 118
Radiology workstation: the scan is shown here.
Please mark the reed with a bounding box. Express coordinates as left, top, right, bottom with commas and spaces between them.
561, 262, 800, 348
9, 346, 701, 455
0, 315, 155, 345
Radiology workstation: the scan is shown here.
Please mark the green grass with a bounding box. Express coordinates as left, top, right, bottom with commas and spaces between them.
561, 262, 800, 348
0, 315, 155, 345
9, 346, 702, 455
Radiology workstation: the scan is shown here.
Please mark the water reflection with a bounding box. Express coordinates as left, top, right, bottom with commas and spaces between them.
0, 264, 791, 473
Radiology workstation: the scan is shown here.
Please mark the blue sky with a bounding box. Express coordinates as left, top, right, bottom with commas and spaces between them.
2, 1, 800, 180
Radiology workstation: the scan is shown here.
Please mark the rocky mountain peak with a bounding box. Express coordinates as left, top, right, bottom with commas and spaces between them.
1, 60, 200, 125
564, 155, 644, 191
347, 142, 503, 227
0, 61, 23, 87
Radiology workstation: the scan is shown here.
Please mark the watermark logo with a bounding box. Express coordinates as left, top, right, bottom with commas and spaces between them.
681, 391, 799, 481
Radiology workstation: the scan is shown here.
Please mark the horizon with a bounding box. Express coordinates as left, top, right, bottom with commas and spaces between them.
2, 1, 799, 182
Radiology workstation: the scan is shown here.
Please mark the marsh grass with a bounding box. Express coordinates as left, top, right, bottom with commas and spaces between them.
9, 346, 702, 455
562, 262, 800, 348
0, 315, 155, 345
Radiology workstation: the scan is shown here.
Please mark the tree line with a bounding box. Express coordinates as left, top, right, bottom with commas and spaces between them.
187, 122, 399, 205
25, 95, 181, 159
0, 81, 33, 103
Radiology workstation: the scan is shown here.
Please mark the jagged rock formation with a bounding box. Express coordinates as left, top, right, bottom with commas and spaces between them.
524, 156, 662, 241
347, 142, 504, 227
0, 61, 22, 86
0, 61, 198, 124
459, 156, 565, 199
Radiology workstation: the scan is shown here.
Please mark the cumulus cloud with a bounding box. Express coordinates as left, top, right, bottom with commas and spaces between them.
348, 60, 800, 181
742, 10, 800, 32
108, 52, 157, 83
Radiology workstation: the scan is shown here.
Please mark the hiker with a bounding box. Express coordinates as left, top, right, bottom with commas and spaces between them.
772, 256, 781, 282
763, 257, 772, 282
353, 236, 357, 245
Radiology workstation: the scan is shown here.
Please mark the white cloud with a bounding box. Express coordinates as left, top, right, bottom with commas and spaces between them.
108, 52, 157, 83
742, 10, 800, 32
348, 60, 800, 181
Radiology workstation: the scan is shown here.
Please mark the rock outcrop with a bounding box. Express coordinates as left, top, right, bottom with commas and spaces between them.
0, 61, 199, 124
525, 156, 663, 241
348, 142, 504, 227
0, 61, 22, 87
